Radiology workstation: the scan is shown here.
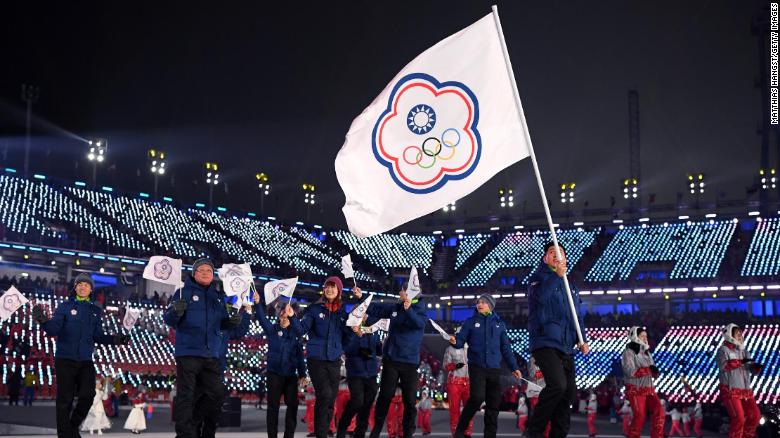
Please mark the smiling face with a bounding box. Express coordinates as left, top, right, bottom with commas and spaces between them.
543, 245, 567, 268
193, 265, 214, 286
323, 282, 339, 302
75, 282, 92, 298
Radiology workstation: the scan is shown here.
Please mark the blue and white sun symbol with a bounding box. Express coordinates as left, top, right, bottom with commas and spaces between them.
407, 104, 436, 135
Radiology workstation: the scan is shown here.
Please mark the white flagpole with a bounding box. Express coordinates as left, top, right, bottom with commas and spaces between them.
490, 5, 584, 346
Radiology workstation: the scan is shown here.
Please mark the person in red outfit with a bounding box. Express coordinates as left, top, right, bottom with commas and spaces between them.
716, 324, 762, 438
526, 356, 550, 438
517, 397, 529, 433
586, 393, 598, 437
619, 400, 633, 437
621, 327, 665, 438
443, 335, 473, 437
416, 388, 432, 435
386, 388, 404, 438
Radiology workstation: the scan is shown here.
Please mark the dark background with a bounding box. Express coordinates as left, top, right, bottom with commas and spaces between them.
0, 0, 769, 229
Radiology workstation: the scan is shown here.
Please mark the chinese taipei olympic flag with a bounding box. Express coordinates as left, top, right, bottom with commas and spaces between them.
336, 12, 530, 237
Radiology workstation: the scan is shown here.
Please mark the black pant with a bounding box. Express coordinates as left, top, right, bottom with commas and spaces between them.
526, 348, 576, 438
54, 358, 96, 438
308, 358, 341, 438
369, 360, 418, 438
174, 356, 225, 438
266, 371, 300, 438
193, 384, 221, 438
454, 365, 502, 438
337, 376, 379, 438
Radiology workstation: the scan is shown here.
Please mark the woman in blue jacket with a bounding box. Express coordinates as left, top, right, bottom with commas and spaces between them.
32, 273, 129, 438
257, 296, 306, 438
291, 276, 361, 438
449, 294, 522, 438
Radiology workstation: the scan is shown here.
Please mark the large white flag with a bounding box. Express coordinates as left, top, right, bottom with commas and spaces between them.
406, 267, 421, 300
218, 263, 254, 297
263, 277, 298, 305
347, 294, 373, 327
143, 256, 183, 288
335, 13, 530, 237
0, 286, 29, 322
341, 254, 355, 279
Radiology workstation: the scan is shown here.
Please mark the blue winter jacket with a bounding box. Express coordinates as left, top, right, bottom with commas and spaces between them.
290, 301, 350, 362
41, 296, 116, 361
218, 311, 252, 373
342, 319, 382, 378
163, 276, 233, 359
366, 299, 426, 365
454, 311, 519, 371
527, 262, 587, 355
256, 305, 306, 378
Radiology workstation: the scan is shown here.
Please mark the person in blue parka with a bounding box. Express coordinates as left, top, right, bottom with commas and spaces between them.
359, 284, 426, 438
163, 258, 241, 438
32, 272, 129, 438
526, 242, 590, 438
290, 276, 361, 438
449, 294, 522, 438
338, 314, 383, 438
256, 296, 306, 438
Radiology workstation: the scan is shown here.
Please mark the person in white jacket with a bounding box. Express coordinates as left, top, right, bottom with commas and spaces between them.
715, 324, 762, 438
81, 378, 111, 434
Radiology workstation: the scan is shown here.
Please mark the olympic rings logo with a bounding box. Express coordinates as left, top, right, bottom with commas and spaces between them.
372, 73, 482, 194
402, 128, 462, 169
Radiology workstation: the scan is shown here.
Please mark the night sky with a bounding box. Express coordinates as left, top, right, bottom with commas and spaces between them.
0, 1, 769, 230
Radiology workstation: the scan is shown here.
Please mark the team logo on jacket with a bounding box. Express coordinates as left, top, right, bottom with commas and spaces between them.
278, 331, 283, 337
475, 323, 480, 328
372, 73, 482, 194
391, 311, 397, 318
319, 313, 325, 319
192, 295, 199, 302
70, 309, 77, 316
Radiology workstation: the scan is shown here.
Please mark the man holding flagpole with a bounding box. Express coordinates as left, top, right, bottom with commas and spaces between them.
335, 5, 590, 437
526, 243, 589, 438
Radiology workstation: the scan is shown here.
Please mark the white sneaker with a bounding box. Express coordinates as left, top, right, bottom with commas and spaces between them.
98, 430, 103, 435
90, 431, 94, 435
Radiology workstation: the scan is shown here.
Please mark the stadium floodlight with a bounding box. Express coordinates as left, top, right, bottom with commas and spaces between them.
688, 173, 705, 194
148, 149, 166, 199
560, 182, 575, 203
148, 149, 166, 175
303, 183, 316, 221
442, 201, 456, 212
623, 178, 638, 199
205, 162, 220, 209
255, 172, 271, 215
759, 168, 776, 190
87, 138, 107, 187
499, 188, 514, 208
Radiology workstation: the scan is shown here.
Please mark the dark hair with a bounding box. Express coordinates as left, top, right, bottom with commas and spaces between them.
543, 241, 566, 255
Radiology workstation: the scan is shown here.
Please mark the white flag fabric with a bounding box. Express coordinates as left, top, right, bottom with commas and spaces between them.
0, 286, 29, 322
341, 254, 355, 279
263, 277, 298, 305
122, 308, 141, 330
406, 267, 421, 300
520, 377, 544, 392
143, 256, 183, 287
364, 318, 390, 333
428, 319, 451, 341
335, 13, 530, 237
218, 263, 254, 297
347, 294, 373, 327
